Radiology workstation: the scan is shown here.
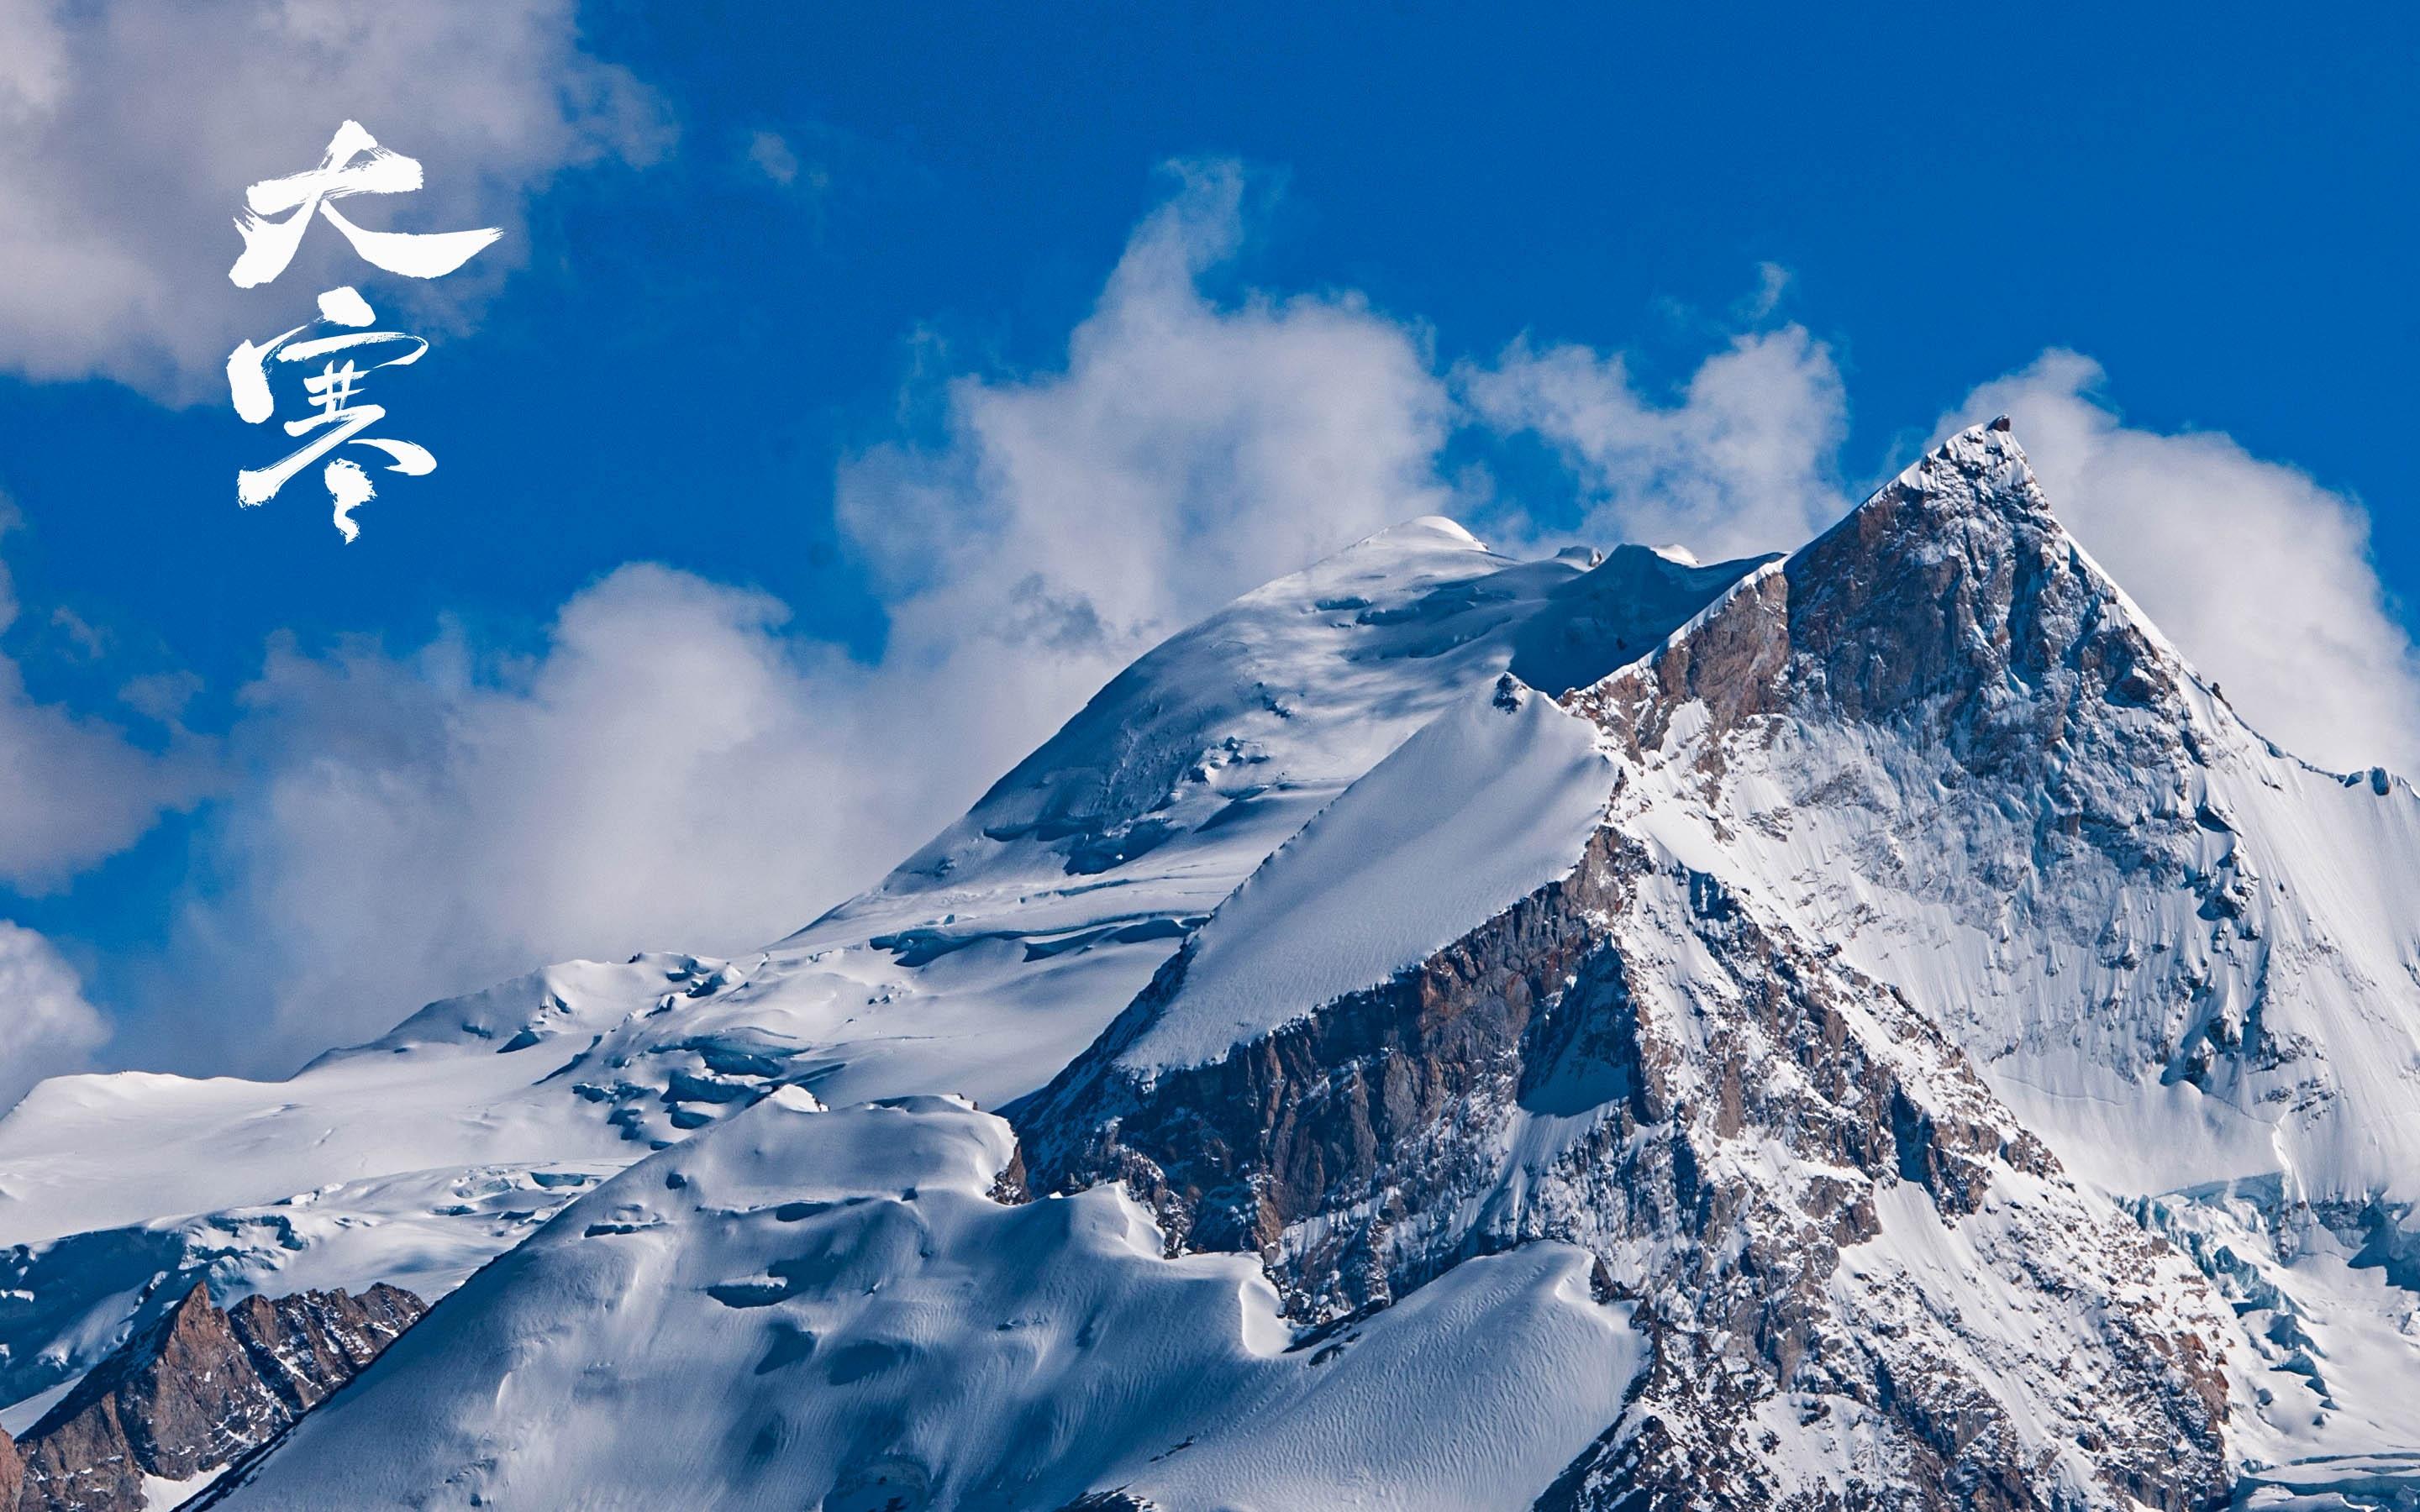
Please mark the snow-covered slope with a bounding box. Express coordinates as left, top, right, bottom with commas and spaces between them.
1116, 677, 1617, 1074
0, 958, 672, 1415
1013, 425, 2420, 1505
790, 521, 1759, 1109
207, 1093, 1644, 1512
1018, 754, 2247, 1507
0, 522, 1760, 1438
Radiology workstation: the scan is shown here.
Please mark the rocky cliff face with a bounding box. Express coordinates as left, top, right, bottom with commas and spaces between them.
10, 1282, 424, 1512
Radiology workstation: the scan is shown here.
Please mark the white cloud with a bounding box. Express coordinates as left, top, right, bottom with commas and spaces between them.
1461, 323, 1849, 563
834, 159, 1455, 799
746, 129, 802, 186
0, 3, 71, 123
1948, 353, 2420, 777
0, 920, 108, 1112
0, 512, 212, 891
845, 160, 1453, 649
0, 656, 206, 894
0, 0, 667, 397
168, 564, 931, 1056
1738, 261, 1791, 323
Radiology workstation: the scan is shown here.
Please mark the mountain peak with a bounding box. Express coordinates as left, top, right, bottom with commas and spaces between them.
1794, 421, 2150, 727
1347, 513, 1486, 553
1878, 417, 2048, 526
1570, 407, 2179, 766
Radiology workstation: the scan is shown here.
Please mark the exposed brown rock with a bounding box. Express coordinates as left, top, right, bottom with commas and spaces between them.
13, 1281, 424, 1512
1018, 826, 2230, 1509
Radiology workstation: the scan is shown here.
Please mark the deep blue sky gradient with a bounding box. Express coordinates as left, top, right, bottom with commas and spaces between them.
3, 2, 2414, 1036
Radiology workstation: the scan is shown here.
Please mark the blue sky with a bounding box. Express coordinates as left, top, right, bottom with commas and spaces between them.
0, 2, 2414, 1093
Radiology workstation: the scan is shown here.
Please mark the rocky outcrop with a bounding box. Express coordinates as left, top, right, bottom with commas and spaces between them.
0, 1428, 18, 1512
11, 1282, 424, 1512
1018, 822, 2236, 1509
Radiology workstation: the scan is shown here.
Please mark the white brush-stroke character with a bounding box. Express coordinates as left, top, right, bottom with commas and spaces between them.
227, 286, 434, 541
229, 120, 501, 289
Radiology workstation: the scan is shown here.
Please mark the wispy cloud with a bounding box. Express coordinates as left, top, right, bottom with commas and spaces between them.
0, 508, 213, 891
0, 920, 108, 1110
1946, 353, 2420, 775
745, 129, 817, 190
1460, 322, 1850, 562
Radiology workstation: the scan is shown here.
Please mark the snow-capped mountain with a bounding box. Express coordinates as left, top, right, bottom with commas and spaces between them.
7, 425, 2420, 1509
0, 517, 1764, 1499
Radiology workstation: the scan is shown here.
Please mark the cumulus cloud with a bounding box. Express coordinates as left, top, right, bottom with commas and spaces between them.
1948, 353, 2420, 776
845, 160, 1453, 648
0, 920, 109, 1112
0, 0, 667, 397
836, 159, 1455, 790
166, 565, 932, 1056
1461, 323, 1849, 562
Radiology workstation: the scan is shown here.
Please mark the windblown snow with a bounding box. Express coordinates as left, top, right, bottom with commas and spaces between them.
209, 1095, 1644, 1512
1118, 678, 1616, 1074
